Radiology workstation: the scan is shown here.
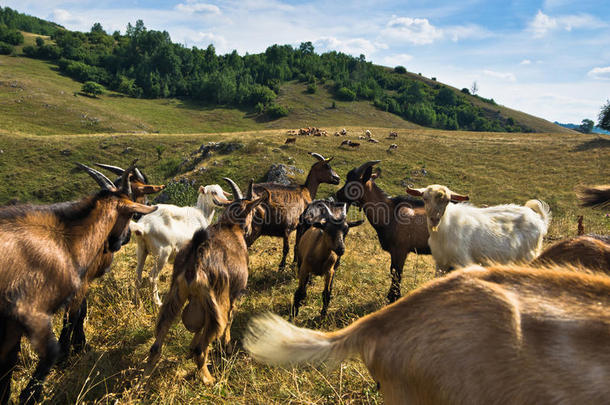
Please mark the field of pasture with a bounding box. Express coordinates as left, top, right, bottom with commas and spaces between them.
2, 127, 608, 404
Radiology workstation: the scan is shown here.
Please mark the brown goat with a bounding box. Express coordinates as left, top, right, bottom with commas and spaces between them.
57, 164, 164, 362
146, 179, 269, 385
336, 161, 430, 302
245, 264, 610, 405
285, 137, 296, 144
0, 162, 156, 404
292, 203, 363, 318
531, 235, 610, 274
247, 152, 340, 270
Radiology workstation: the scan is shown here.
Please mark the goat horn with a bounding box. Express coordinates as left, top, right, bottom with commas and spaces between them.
95, 163, 124, 176
120, 159, 138, 196
246, 179, 254, 200
309, 152, 325, 162
76, 163, 116, 190
355, 160, 381, 177
134, 167, 147, 183
341, 203, 347, 217
322, 203, 333, 220
223, 177, 243, 200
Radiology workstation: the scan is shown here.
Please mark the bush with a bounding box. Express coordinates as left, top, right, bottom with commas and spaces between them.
0, 42, 13, 55
35, 37, 44, 46
461, 88, 470, 94
81, 81, 104, 97
158, 180, 198, 206
0, 29, 23, 45
306, 82, 317, 94
336, 86, 356, 101
266, 103, 289, 119
394, 65, 407, 74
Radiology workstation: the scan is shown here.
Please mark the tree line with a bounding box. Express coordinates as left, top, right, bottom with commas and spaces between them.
3, 7, 532, 131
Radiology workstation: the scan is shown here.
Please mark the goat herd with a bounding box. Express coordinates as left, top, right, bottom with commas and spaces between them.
0, 153, 608, 404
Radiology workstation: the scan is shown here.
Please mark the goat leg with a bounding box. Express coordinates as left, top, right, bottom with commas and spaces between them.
71, 299, 88, 353
278, 233, 291, 271
321, 269, 335, 318
0, 318, 22, 405
17, 312, 59, 405
291, 274, 309, 318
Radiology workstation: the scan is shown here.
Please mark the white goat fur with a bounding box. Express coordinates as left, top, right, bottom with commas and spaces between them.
409, 185, 551, 272
130, 184, 226, 305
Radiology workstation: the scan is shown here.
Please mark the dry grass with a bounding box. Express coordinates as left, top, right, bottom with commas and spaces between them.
4, 127, 609, 403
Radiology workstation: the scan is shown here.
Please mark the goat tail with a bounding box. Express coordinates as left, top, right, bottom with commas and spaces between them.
578, 185, 610, 209
129, 221, 146, 237
525, 199, 552, 230
243, 313, 363, 367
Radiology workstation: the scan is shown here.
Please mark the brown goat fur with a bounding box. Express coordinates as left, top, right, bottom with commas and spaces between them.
292, 203, 363, 317
146, 179, 268, 385
578, 184, 610, 209
247, 152, 340, 270
531, 235, 610, 274
0, 164, 156, 404
245, 264, 610, 405
336, 161, 430, 302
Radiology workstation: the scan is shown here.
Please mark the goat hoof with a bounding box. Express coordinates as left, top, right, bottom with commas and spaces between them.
197, 368, 216, 386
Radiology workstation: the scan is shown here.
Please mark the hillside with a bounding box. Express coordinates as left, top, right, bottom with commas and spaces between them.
0, 55, 420, 135
1, 127, 608, 403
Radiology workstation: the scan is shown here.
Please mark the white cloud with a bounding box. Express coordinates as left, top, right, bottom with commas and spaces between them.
528, 10, 606, 38
483, 70, 516, 82
382, 16, 443, 45
175, 1, 220, 15
314, 37, 382, 57
587, 66, 610, 80
520, 59, 532, 65
49, 8, 88, 27
529, 10, 558, 38
379, 53, 413, 68
444, 24, 491, 42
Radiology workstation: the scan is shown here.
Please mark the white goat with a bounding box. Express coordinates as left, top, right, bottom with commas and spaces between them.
130, 184, 229, 305
407, 184, 551, 273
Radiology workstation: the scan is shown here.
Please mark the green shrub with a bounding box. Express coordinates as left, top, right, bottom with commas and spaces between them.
0, 42, 13, 55
159, 180, 198, 206
306, 82, 317, 94
81, 81, 104, 97
336, 87, 356, 101
35, 37, 44, 46
266, 103, 289, 119
394, 65, 407, 74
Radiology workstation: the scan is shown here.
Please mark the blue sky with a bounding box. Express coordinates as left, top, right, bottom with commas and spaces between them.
5, 0, 609, 123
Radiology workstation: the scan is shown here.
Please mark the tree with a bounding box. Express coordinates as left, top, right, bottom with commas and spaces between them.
598, 100, 610, 131
470, 81, 478, 95
81, 81, 104, 97
394, 65, 407, 74
580, 118, 594, 134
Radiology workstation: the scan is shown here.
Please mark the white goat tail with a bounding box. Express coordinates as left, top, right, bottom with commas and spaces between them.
243, 313, 356, 367
129, 221, 147, 236
525, 199, 551, 229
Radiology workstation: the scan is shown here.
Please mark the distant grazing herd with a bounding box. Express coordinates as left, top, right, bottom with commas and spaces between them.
0, 138, 608, 404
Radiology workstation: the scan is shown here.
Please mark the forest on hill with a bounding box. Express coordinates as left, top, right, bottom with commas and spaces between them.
0, 6, 533, 133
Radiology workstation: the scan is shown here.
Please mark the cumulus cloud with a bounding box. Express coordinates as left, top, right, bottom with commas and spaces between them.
528, 10, 606, 38
175, 1, 220, 15
444, 24, 491, 42
587, 66, 610, 80
520, 59, 532, 65
382, 16, 443, 45
483, 70, 516, 82
314, 37, 382, 58
49, 8, 87, 27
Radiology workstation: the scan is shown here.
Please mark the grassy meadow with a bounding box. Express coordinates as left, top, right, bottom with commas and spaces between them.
1, 126, 608, 404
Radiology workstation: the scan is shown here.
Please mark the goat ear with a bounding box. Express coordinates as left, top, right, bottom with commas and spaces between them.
406, 187, 425, 197
120, 199, 158, 215
199, 185, 205, 194
134, 184, 165, 195
362, 166, 373, 183
223, 190, 232, 198
450, 193, 469, 202
348, 219, 365, 228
